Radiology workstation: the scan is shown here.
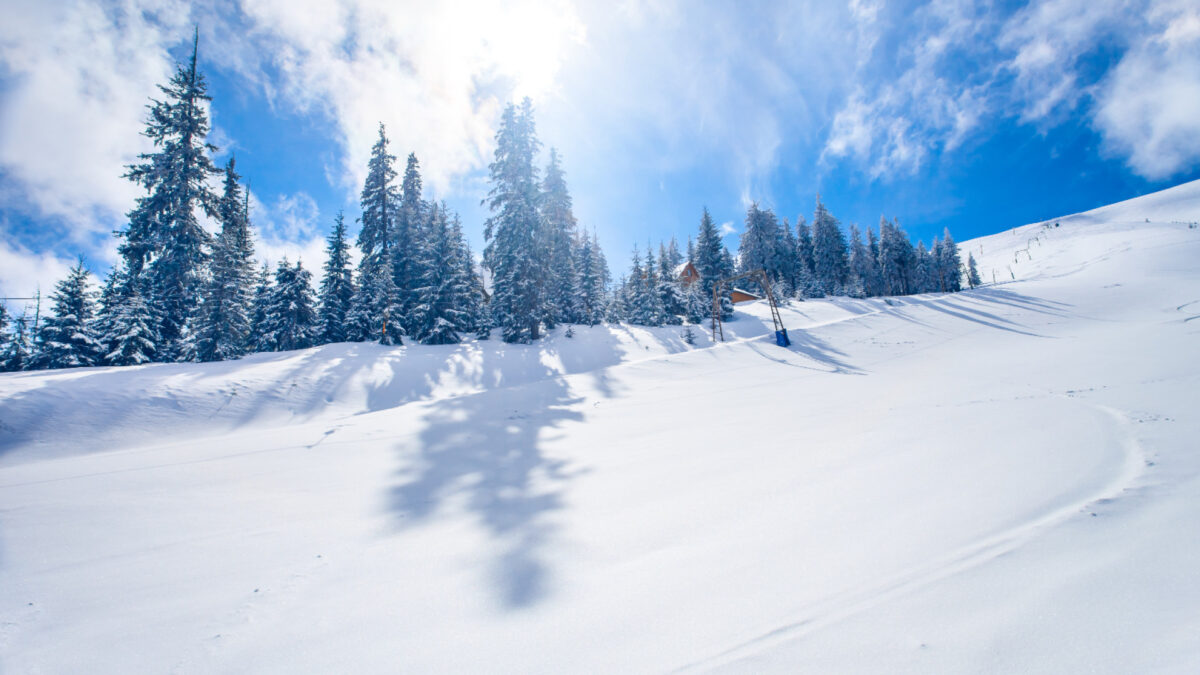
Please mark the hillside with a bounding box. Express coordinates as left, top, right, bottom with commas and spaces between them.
2, 182, 1199, 673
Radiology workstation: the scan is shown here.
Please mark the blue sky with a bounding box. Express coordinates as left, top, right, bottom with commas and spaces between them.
2, 0, 1199, 305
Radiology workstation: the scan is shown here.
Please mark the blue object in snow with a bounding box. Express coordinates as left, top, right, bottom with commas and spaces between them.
775, 329, 790, 347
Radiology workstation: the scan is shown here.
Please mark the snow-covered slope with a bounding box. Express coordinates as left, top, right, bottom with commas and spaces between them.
2, 182, 1199, 673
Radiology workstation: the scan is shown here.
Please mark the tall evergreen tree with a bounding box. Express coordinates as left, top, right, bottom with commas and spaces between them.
939, 228, 962, 292
878, 217, 915, 296
847, 224, 876, 298
576, 231, 609, 325
914, 241, 935, 293
260, 259, 318, 352
393, 152, 426, 333
738, 203, 787, 293
351, 124, 403, 344
247, 263, 273, 352
540, 148, 581, 326
0, 310, 32, 372
811, 200, 849, 295
694, 208, 733, 319
101, 286, 157, 366
118, 30, 220, 357
966, 253, 982, 288
410, 203, 473, 344
32, 261, 102, 370
188, 158, 254, 362
318, 211, 356, 343
483, 98, 544, 343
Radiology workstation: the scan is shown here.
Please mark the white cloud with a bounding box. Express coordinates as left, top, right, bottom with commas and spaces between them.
247, 190, 330, 270
0, 239, 75, 316
719, 221, 737, 236
1092, 4, 1200, 179
231, 0, 586, 198
0, 0, 189, 246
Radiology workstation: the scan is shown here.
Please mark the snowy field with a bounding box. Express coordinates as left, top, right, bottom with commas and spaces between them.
2, 182, 1200, 673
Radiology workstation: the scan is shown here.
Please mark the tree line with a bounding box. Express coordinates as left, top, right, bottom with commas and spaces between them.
0, 33, 978, 372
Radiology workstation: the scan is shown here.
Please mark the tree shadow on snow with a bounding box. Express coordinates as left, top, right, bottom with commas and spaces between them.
387, 346, 585, 609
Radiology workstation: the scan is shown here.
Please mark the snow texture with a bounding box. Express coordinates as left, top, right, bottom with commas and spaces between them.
2, 181, 1200, 672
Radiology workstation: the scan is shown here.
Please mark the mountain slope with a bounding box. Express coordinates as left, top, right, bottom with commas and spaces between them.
2, 181, 1199, 673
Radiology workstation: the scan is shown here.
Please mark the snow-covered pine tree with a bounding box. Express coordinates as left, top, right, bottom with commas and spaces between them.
655, 242, 686, 324
32, 261, 102, 370
483, 98, 544, 343
102, 286, 157, 366
966, 252, 981, 288
393, 152, 425, 334
188, 158, 255, 362
0, 310, 33, 372
352, 124, 403, 344
694, 208, 733, 319
811, 200, 849, 296
118, 30, 220, 359
0, 304, 8, 363
449, 212, 486, 336
878, 217, 915, 296
914, 241, 935, 293
847, 224, 873, 298
939, 228, 962, 292
247, 263, 273, 352
576, 231, 609, 325
410, 203, 470, 344
607, 275, 629, 324
864, 225, 884, 296
318, 211, 356, 344
779, 218, 799, 296
540, 147, 581, 326
686, 236, 696, 263
348, 252, 400, 344
738, 203, 786, 289
260, 259, 318, 352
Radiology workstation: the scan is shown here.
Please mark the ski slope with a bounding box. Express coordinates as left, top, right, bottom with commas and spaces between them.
2, 182, 1199, 673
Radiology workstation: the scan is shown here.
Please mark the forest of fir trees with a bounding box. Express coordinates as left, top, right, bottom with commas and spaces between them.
0, 33, 979, 373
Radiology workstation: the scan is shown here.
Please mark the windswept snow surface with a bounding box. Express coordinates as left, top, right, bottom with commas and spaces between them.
2, 182, 1199, 673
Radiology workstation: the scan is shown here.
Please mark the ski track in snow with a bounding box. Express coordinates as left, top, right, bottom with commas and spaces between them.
1, 179, 1199, 673
683, 399, 1148, 673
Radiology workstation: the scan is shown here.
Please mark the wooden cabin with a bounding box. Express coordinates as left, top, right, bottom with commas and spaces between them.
729, 288, 761, 304
675, 261, 761, 304
674, 261, 701, 286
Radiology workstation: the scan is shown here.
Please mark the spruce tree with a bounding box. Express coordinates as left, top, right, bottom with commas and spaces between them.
738, 203, 788, 297
0, 310, 33, 372
318, 211, 356, 343
878, 217, 915, 296
794, 215, 818, 297
0, 304, 9, 369
188, 158, 254, 362
939, 228, 962, 292
450, 213, 486, 336
811, 200, 849, 295
483, 98, 544, 343
102, 287, 157, 366
695, 208, 733, 319
540, 147, 581, 326
352, 124, 403, 344
393, 152, 425, 333
411, 203, 471, 344
576, 231, 609, 325
247, 263, 273, 352
847, 224, 873, 298
33, 261, 102, 370
967, 253, 982, 288
118, 30, 220, 358
261, 259, 318, 352
914, 241, 935, 293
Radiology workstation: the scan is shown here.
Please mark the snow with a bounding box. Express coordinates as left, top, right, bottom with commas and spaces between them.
3, 180, 1200, 672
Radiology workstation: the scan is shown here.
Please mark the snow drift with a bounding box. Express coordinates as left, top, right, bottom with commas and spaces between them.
2, 181, 1199, 673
